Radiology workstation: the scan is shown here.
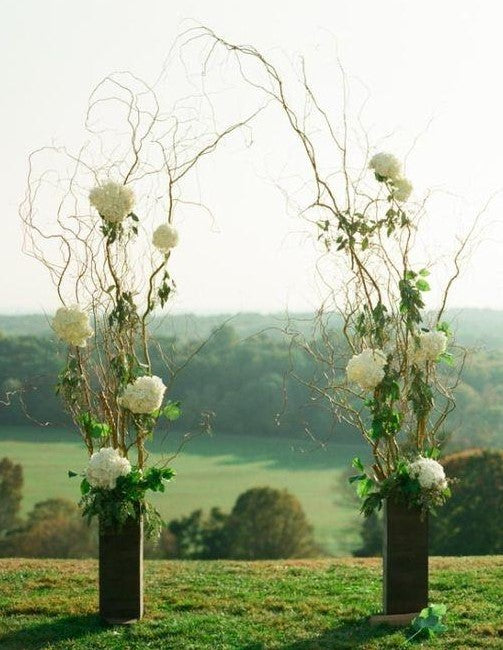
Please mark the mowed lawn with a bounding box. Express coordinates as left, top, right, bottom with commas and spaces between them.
0, 427, 366, 555
0, 557, 502, 649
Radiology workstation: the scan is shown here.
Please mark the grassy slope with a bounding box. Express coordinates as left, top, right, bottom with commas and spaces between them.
0, 427, 366, 555
0, 557, 502, 649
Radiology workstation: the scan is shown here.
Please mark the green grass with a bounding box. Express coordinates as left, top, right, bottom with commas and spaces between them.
0, 426, 366, 555
0, 557, 502, 649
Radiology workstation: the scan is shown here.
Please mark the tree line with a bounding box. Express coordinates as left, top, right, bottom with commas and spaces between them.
1, 325, 503, 449
0, 457, 317, 560
1, 449, 501, 559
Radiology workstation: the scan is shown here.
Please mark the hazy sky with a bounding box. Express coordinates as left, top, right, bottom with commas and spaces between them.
2, 0, 503, 314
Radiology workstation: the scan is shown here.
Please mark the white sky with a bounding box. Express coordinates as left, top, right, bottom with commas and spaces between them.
2, 0, 503, 314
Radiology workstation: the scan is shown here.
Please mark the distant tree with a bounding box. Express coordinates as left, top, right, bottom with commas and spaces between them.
157, 527, 178, 558
353, 513, 382, 557
0, 458, 23, 535
2, 498, 96, 558
225, 487, 317, 559
430, 449, 503, 555
167, 507, 229, 559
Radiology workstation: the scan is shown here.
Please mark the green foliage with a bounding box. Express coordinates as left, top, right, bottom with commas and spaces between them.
76, 412, 110, 439
353, 511, 382, 557
55, 355, 84, 405
366, 368, 403, 442
350, 459, 449, 517
99, 220, 122, 244
408, 604, 448, 642
355, 303, 390, 346
1, 323, 503, 448
408, 366, 433, 420
0, 497, 95, 558
0, 457, 23, 534
398, 269, 428, 329
107, 291, 138, 330
224, 487, 317, 559
166, 487, 318, 560
160, 400, 182, 421
167, 507, 229, 559
110, 351, 138, 388
157, 271, 174, 308
79, 466, 175, 538
430, 449, 503, 555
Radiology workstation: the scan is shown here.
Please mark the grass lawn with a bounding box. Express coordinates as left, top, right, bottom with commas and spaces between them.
0, 557, 502, 649
0, 426, 366, 555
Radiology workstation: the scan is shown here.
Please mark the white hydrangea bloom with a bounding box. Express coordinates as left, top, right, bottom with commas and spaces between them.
393, 177, 413, 202
346, 349, 387, 391
86, 447, 131, 489
89, 182, 134, 223
413, 330, 447, 363
153, 223, 179, 254
369, 152, 402, 181
52, 305, 93, 347
409, 457, 447, 490
118, 375, 166, 414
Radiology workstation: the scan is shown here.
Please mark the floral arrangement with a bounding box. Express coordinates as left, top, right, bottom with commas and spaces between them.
339, 155, 455, 516
20, 68, 248, 536
56, 181, 182, 535
197, 33, 469, 519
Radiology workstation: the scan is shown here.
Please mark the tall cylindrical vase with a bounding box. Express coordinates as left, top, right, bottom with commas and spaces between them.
383, 499, 428, 615
99, 515, 144, 624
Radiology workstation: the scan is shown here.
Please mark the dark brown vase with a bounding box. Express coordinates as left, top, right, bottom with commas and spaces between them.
383, 499, 428, 615
99, 515, 144, 624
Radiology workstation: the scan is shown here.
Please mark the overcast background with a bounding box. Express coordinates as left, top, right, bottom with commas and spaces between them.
2, 0, 503, 314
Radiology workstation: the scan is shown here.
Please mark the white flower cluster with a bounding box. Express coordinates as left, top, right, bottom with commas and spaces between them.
153, 223, 179, 254
346, 349, 387, 391
52, 305, 93, 347
369, 152, 413, 203
86, 447, 131, 489
408, 456, 447, 491
413, 330, 447, 363
369, 153, 402, 181
393, 177, 413, 202
119, 375, 166, 414
89, 182, 135, 223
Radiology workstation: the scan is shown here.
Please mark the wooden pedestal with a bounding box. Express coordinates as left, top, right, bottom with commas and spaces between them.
99, 516, 144, 624
382, 500, 428, 616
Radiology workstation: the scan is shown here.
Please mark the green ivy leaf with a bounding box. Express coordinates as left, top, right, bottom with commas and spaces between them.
439, 352, 454, 366
436, 321, 451, 336
390, 380, 400, 401
425, 446, 441, 460
80, 478, 91, 495
162, 401, 182, 421
410, 604, 448, 639
416, 278, 431, 292
357, 477, 374, 498
351, 456, 365, 471
77, 412, 111, 438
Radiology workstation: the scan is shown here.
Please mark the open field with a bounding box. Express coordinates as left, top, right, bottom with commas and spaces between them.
0, 427, 366, 555
0, 557, 502, 649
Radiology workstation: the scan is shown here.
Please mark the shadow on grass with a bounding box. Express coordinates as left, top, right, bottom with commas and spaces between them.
0, 613, 104, 650
272, 618, 401, 650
